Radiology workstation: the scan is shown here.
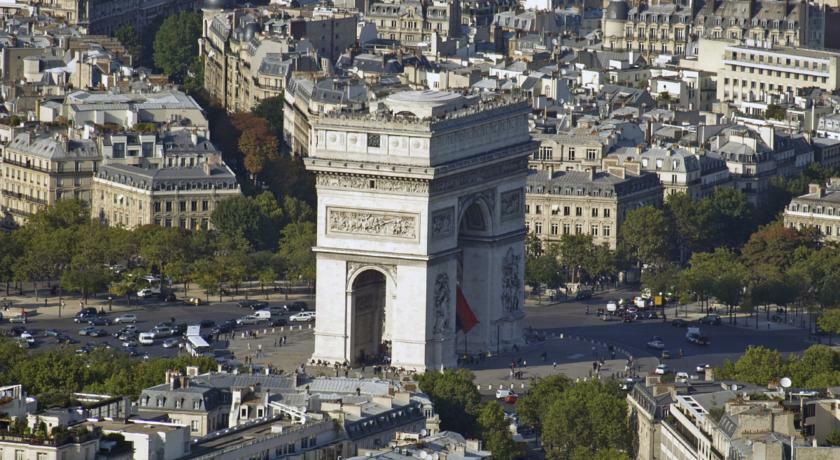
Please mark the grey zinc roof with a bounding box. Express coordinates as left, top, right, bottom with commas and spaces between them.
96, 163, 239, 191
8, 135, 98, 160
300, 377, 392, 396
192, 373, 297, 391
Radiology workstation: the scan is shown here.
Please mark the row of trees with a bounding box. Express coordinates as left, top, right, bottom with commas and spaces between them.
417, 370, 633, 460
0, 338, 215, 404
0, 195, 316, 302
717, 345, 840, 389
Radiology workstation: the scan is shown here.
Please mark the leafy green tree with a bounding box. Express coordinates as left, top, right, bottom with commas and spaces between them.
666, 192, 712, 259
109, 277, 139, 306
258, 267, 276, 299
619, 206, 673, 268
253, 95, 285, 138
153, 12, 202, 82
641, 263, 681, 299
717, 346, 785, 385
572, 447, 631, 460
417, 369, 481, 437
788, 345, 840, 388
113, 25, 142, 63
516, 375, 571, 431
706, 188, 754, 249
765, 104, 787, 121
542, 380, 632, 459
211, 194, 282, 251
278, 221, 316, 285
741, 222, 816, 270
0, 231, 22, 295
477, 402, 517, 460
526, 243, 563, 296
818, 309, 840, 342
680, 252, 718, 311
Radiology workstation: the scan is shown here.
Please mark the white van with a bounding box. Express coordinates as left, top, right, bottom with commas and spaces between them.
138, 332, 155, 345
253, 310, 273, 321
606, 301, 618, 313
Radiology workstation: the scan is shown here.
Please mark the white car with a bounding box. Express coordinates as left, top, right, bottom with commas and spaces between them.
9, 314, 27, 324
137, 288, 154, 298
655, 364, 670, 375
646, 339, 665, 350
114, 314, 137, 324
19, 332, 35, 344
675, 372, 689, 383
496, 388, 514, 399
236, 315, 261, 325
162, 338, 180, 349
290, 312, 315, 322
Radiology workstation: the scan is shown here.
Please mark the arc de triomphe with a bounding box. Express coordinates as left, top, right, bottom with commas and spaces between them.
304, 91, 534, 371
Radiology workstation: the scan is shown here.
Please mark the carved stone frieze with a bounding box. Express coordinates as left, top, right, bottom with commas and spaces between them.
327, 207, 418, 240
501, 247, 522, 313
500, 189, 524, 222
316, 174, 429, 194
431, 207, 455, 237
432, 273, 451, 335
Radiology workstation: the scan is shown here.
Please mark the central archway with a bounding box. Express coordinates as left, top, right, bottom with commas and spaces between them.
456, 199, 493, 355
351, 270, 388, 365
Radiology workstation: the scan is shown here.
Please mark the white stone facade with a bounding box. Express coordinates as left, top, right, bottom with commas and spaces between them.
305, 93, 533, 371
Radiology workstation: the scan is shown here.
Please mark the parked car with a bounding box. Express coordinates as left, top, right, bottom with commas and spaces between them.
87, 316, 112, 326
9, 315, 27, 324
269, 317, 288, 327
496, 388, 515, 399
74, 311, 96, 323
284, 301, 309, 313
622, 314, 634, 323
290, 311, 315, 322
56, 334, 78, 345
575, 290, 593, 300
122, 340, 138, 348
655, 364, 670, 375
137, 288, 155, 298
138, 332, 155, 345
238, 300, 268, 310
671, 319, 688, 328
89, 328, 107, 337
699, 315, 722, 326
118, 331, 138, 341
675, 372, 689, 383
199, 320, 216, 329
44, 328, 60, 337
114, 314, 137, 324
695, 364, 711, 374
150, 326, 173, 338
78, 326, 97, 336
162, 338, 180, 348
19, 332, 35, 344
661, 350, 672, 360
184, 297, 203, 306
159, 292, 177, 302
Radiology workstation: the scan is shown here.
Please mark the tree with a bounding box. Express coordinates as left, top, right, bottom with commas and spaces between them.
253, 96, 284, 138
765, 104, 787, 121
477, 402, 517, 460
153, 12, 202, 82
717, 346, 785, 385
541, 381, 632, 459
665, 192, 712, 258
818, 309, 840, 342
525, 244, 563, 297
109, 277, 139, 306
211, 195, 280, 251
278, 221, 316, 285
641, 263, 681, 299
741, 222, 815, 270
706, 188, 754, 249
572, 447, 631, 460
516, 375, 571, 431
258, 267, 276, 299
416, 370, 481, 437
619, 206, 673, 268
825, 428, 840, 446
113, 25, 142, 63
709, 249, 747, 324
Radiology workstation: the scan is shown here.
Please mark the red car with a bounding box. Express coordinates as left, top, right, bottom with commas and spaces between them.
504, 394, 519, 404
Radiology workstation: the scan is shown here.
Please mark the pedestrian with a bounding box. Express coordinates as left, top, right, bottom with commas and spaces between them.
258, 344, 262, 353
274, 339, 277, 347
552, 361, 557, 369
247, 343, 251, 351
523, 360, 527, 368
283, 335, 287, 344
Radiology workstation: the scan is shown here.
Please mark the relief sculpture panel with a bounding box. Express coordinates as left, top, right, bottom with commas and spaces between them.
327, 207, 419, 240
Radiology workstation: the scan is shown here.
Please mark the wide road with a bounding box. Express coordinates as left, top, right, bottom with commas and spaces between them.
0, 297, 315, 360
522, 289, 813, 375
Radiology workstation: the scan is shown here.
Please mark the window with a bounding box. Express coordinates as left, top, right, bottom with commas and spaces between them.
535, 205, 542, 215
179, 201, 187, 212
568, 148, 575, 160
563, 224, 570, 235
534, 222, 542, 234
191, 421, 199, 432
113, 142, 125, 158
202, 201, 209, 211
525, 204, 530, 214
15, 450, 23, 460
575, 207, 582, 216
591, 225, 598, 236
603, 225, 611, 237
586, 149, 598, 160
191, 200, 198, 211
575, 224, 582, 235
367, 134, 381, 148
604, 208, 611, 218
592, 208, 599, 217
551, 223, 559, 235
154, 202, 161, 212
563, 206, 570, 216
142, 142, 154, 157
165, 201, 172, 212
165, 218, 172, 228
538, 146, 553, 160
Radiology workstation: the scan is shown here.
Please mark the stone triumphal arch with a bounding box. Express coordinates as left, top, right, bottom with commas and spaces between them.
304, 91, 533, 371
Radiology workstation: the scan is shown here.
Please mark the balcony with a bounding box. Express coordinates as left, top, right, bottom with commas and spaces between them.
1, 190, 48, 206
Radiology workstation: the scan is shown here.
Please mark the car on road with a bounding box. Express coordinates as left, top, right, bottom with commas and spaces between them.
87, 316, 112, 326
646, 338, 665, 350
200, 320, 216, 329
9, 315, 27, 324
236, 315, 262, 326
661, 350, 672, 360
575, 290, 593, 300
675, 372, 689, 383
138, 332, 155, 345
290, 311, 315, 322
211, 321, 235, 335
238, 300, 268, 310
114, 314, 137, 324
699, 315, 722, 326
44, 328, 60, 337
56, 334, 78, 344
269, 317, 288, 327
159, 292, 177, 302
655, 364, 670, 375
496, 388, 515, 399
184, 297, 203, 306
671, 319, 688, 328
19, 332, 35, 344
687, 334, 710, 345
122, 340, 138, 348
137, 288, 156, 298
620, 376, 642, 391
622, 314, 634, 323
771, 314, 785, 323
150, 326, 173, 338
284, 301, 309, 313
641, 311, 659, 320
162, 338, 180, 348
696, 364, 711, 373
79, 326, 104, 337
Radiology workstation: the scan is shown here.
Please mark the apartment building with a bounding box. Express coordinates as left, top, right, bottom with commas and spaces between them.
784, 180, 840, 242
602, 0, 826, 58
63, 89, 209, 132
525, 166, 663, 249
0, 429, 101, 460
699, 39, 840, 117
20, 0, 195, 35
0, 132, 99, 224
367, 0, 461, 46
530, 128, 615, 173
201, 6, 351, 113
